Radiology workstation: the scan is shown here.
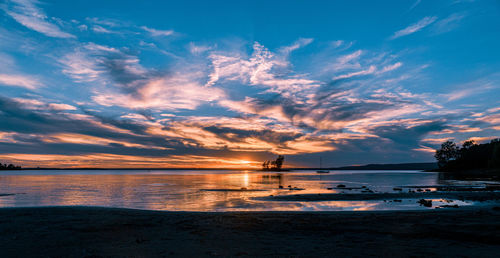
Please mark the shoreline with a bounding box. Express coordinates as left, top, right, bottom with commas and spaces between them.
255, 191, 500, 202
1, 206, 500, 257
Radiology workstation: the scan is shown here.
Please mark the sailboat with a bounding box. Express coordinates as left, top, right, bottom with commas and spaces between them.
316, 157, 330, 173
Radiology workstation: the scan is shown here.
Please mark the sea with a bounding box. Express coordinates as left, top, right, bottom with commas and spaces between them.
0, 169, 497, 211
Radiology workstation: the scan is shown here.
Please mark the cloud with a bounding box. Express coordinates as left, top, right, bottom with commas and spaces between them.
92, 25, 115, 34
59, 42, 140, 84
3, 0, 75, 38
444, 78, 495, 102
41, 133, 169, 150
465, 136, 499, 143
188, 42, 212, 55
0, 96, 181, 156
409, 0, 421, 10
0, 73, 42, 89
141, 26, 174, 37
330, 40, 344, 48
391, 16, 437, 39
279, 38, 314, 54
333, 65, 376, 80
48, 103, 77, 111
432, 13, 467, 34
77, 24, 88, 31
337, 50, 362, 64
145, 115, 336, 155
206, 42, 320, 93
0, 32, 493, 167
377, 62, 402, 74
59, 51, 103, 82
93, 74, 225, 110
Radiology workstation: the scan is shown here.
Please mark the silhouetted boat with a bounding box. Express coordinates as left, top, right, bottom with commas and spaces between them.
316, 157, 330, 173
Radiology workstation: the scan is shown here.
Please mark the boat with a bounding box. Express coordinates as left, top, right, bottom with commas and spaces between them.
316, 157, 330, 173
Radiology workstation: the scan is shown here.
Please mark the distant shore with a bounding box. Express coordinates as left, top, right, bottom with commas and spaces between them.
1, 206, 500, 257
1, 161, 438, 171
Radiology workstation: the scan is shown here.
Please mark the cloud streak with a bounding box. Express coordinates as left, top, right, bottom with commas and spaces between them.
0, 73, 42, 89
141, 26, 174, 37
391, 16, 437, 39
3, 0, 75, 38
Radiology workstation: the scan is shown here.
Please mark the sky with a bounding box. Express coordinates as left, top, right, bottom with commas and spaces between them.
0, 0, 500, 168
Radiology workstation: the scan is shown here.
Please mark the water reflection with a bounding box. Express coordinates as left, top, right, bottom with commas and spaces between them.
0, 170, 487, 211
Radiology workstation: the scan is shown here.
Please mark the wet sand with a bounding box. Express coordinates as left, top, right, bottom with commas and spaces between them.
1, 207, 500, 257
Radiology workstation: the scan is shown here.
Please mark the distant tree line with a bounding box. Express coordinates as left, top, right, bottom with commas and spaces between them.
0, 162, 22, 170
435, 139, 500, 171
262, 155, 285, 171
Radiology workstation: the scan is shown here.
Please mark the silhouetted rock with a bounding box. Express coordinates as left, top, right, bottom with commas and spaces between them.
418, 199, 432, 207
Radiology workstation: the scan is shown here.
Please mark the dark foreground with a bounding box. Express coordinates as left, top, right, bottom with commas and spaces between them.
1, 207, 500, 257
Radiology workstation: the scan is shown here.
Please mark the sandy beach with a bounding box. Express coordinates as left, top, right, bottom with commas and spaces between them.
1, 206, 500, 257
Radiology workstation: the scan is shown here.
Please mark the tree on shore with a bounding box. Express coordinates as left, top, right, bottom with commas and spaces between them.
435, 139, 500, 171
435, 141, 460, 168
262, 155, 285, 171
0, 162, 22, 170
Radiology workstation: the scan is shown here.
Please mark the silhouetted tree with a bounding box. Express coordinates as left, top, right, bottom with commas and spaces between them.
435, 141, 459, 168
462, 140, 477, 150
435, 139, 500, 172
490, 142, 500, 168
0, 162, 22, 170
262, 155, 285, 171
262, 160, 270, 170
275, 155, 284, 170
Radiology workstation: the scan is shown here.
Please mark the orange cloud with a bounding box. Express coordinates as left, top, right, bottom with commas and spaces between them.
41, 133, 170, 150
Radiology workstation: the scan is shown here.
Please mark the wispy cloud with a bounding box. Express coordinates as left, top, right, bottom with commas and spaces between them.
3, 0, 75, 38
376, 62, 402, 74
188, 42, 212, 55
141, 26, 174, 37
279, 38, 314, 54
206, 42, 319, 92
48, 103, 77, 111
59, 51, 103, 82
93, 75, 225, 110
0, 73, 42, 89
444, 79, 495, 102
391, 16, 437, 39
92, 25, 115, 34
409, 0, 422, 11
333, 65, 376, 80
432, 13, 467, 34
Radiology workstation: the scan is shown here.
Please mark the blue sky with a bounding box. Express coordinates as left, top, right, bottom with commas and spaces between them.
0, 0, 499, 168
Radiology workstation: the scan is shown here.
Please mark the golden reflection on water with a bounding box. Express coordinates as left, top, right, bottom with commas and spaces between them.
0, 170, 445, 211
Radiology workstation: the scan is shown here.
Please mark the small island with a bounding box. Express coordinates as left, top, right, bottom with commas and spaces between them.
261, 155, 287, 171
0, 162, 21, 170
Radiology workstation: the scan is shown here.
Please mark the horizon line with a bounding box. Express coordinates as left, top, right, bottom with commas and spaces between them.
6, 161, 437, 170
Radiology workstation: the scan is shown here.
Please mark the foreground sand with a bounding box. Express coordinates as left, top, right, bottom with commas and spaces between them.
1, 207, 500, 257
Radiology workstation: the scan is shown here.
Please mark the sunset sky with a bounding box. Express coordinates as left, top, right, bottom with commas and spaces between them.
0, 0, 499, 168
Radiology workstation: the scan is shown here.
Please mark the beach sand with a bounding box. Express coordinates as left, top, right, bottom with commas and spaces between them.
1, 206, 500, 257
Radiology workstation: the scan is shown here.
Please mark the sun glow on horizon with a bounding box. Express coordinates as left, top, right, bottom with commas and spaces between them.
0, 153, 265, 169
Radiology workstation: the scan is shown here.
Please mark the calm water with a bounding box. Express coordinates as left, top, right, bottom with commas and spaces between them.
0, 170, 491, 211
